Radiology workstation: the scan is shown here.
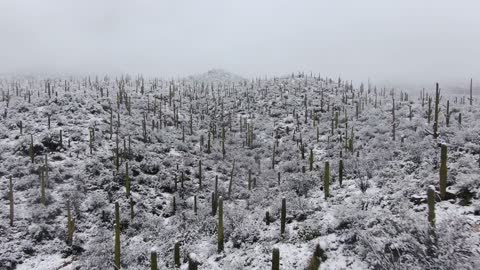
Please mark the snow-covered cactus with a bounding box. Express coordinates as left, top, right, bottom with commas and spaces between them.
427, 185, 436, 228
433, 83, 440, 138
324, 161, 330, 199
211, 192, 217, 216
272, 144, 276, 169
207, 131, 211, 153
217, 196, 224, 253
66, 200, 75, 246
194, 195, 197, 215
9, 176, 13, 227
198, 160, 202, 189
125, 162, 130, 198
272, 248, 280, 270
150, 248, 158, 270
280, 197, 286, 235
114, 202, 121, 269
228, 160, 235, 197
248, 169, 252, 191
174, 241, 181, 267
40, 168, 46, 205
439, 144, 447, 200
339, 159, 344, 187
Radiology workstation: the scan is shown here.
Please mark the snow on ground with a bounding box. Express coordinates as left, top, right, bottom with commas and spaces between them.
1, 71, 480, 269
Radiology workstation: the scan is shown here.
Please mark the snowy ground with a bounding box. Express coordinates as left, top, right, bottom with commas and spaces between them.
1, 70, 479, 269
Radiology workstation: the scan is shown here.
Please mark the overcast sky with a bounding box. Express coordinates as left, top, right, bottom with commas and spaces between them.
0, 0, 478, 88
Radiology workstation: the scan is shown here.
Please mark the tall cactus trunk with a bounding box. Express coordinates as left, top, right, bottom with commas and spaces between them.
339, 160, 344, 187
433, 83, 440, 138
324, 161, 330, 199
217, 196, 224, 253
280, 197, 286, 235
9, 176, 13, 226
114, 202, 121, 269
150, 249, 158, 270
439, 144, 448, 200
272, 248, 280, 270
174, 241, 181, 267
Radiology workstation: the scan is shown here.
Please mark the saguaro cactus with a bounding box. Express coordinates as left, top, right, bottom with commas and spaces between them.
324, 161, 330, 199
228, 161, 235, 197
151, 248, 158, 270
40, 168, 46, 205
114, 202, 121, 269
433, 83, 440, 138
67, 201, 75, 246
211, 192, 217, 216
427, 185, 436, 228
280, 197, 286, 235
339, 160, 344, 187
392, 96, 396, 141
248, 169, 252, 191
217, 196, 224, 253
125, 162, 130, 198
309, 149, 314, 171
272, 248, 280, 270
198, 160, 202, 189
439, 144, 448, 200
29, 134, 34, 163
174, 241, 181, 267
9, 176, 13, 227
272, 144, 276, 169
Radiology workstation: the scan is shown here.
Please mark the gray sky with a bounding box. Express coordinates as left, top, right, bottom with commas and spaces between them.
0, 0, 479, 89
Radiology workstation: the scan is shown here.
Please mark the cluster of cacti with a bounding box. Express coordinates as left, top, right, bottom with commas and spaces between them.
4, 70, 477, 269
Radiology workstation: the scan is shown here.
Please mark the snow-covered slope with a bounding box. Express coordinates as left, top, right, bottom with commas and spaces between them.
187, 69, 245, 84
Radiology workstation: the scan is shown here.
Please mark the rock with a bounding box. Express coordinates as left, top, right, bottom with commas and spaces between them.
410, 194, 427, 205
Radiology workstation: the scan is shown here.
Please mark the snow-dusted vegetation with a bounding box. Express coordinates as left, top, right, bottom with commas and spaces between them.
1, 70, 479, 269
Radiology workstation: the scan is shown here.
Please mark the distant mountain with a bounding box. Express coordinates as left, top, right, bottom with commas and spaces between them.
188, 69, 245, 84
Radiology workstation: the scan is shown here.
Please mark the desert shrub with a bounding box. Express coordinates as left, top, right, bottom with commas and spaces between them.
356, 213, 480, 270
